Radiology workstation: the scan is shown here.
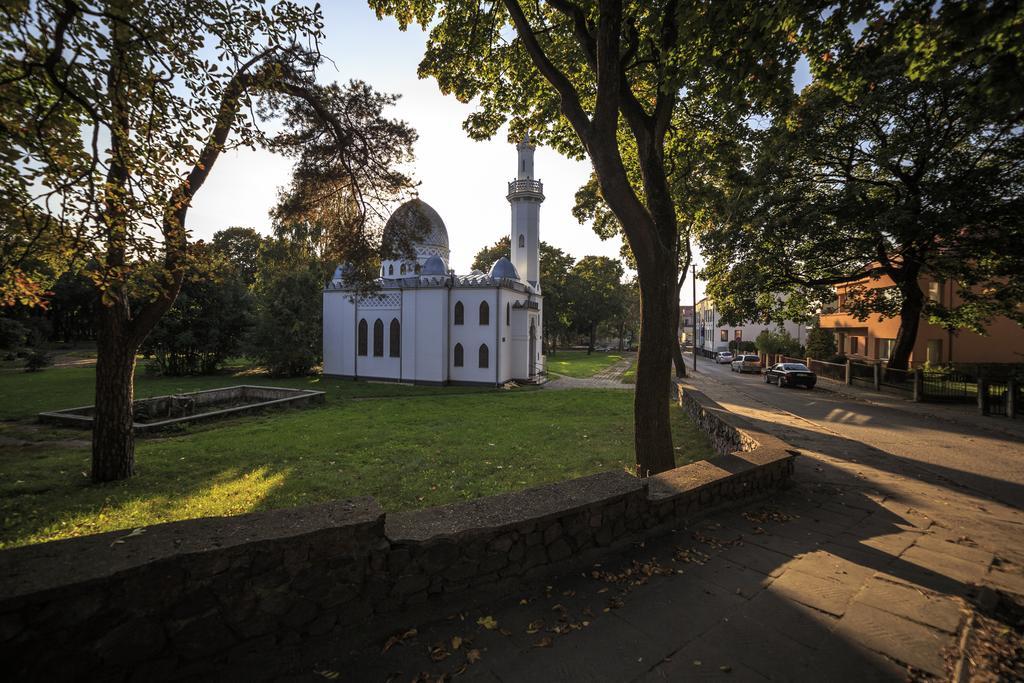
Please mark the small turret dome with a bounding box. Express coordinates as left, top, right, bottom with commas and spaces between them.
421, 254, 448, 275
488, 256, 520, 281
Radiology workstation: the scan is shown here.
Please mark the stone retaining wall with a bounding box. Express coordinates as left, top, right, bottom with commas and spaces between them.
0, 383, 796, 681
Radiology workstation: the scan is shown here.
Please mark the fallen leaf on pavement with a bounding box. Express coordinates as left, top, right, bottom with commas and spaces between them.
533, 636, 554, 648
476, 616, 498, 630
451, 636, 462, 650
466, 649, 482, 664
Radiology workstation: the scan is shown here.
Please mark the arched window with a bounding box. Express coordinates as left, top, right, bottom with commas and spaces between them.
453, 343, 464, 367
478, 344, 489, 369
400, 263, 406, 275
388, 264, 394, 276
518, 234, 525, 248
373, 319, 384, 356
479, 300, 490, 325
506, 302, 511, 326
454, 301, 464, 325
357, 319, 368, 356
389, 319, 401, 357
415, 264, 421, 273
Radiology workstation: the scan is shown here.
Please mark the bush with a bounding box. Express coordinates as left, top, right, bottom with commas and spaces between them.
24, 351, 51, 372
249, 258, 323, 377
754, 329, 802, 357
805, 327, 837, 361
0, 317, 29, 350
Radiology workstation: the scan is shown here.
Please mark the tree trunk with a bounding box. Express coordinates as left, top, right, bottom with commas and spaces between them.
632, 259, 677, 476
91, 292, 138, 482
588, 322, 596, 354
670, 302, 686, 378
888, 278, 925, 371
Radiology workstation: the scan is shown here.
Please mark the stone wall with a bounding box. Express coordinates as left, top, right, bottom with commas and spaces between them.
0, 383, 796, 681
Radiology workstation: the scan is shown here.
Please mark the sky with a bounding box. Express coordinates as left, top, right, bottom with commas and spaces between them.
188, 3, 812, 305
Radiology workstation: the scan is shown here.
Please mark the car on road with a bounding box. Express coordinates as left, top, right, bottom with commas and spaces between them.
715, 351, 734, 364
765, 362, 817, 389
730, 354, 762, 373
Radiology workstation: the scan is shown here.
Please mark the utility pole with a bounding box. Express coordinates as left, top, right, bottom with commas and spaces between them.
691, 263, 697, 371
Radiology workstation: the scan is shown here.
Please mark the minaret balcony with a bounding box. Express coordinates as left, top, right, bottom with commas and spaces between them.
507, 179, 545, 200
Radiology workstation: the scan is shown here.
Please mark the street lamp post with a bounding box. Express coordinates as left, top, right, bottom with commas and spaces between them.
691, 263, 697, 371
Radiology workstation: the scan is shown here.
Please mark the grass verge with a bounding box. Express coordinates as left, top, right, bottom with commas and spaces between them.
0, 388, 714, 549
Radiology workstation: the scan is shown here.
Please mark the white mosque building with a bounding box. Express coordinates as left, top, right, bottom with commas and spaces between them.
322, 138, 545, 385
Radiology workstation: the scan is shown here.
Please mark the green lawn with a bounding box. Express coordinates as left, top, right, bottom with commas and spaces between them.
0, 363, 495, 421
545, 350, 626, 378
0, 374, 714, 549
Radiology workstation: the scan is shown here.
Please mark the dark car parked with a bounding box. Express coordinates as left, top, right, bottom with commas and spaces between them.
764, 362, 817, 389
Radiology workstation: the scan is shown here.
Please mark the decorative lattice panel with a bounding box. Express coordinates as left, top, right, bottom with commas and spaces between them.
358, 293, 401, 309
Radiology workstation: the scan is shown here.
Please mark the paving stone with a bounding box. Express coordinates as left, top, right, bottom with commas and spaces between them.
669, 613, 822, 681
768, 567, 861, 617
831, 529, 922, 558
853, 577, 964, 634
740, 588, 837, 650
612, 571, 745, 651
901, 544, 989, 585
496, 612, 666, 683
717, 542, 791, 578
741, 530, 822, 559
686, 559, 774, 599
785, 549, 875, 585
912, 533, 995, 566
641, 635, 770, 682
812, 633, 917, 682
833, 601, 954, 677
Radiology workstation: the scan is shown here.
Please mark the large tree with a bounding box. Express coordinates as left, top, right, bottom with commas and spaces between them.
569, 255, 625, 352
2, 1, 416, 481
372, 0, 811, 475
701, 1, 1024, 370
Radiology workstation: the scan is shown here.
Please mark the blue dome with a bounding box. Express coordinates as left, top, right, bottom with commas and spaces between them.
422, 254, 448, 275
488, 257, 520, 280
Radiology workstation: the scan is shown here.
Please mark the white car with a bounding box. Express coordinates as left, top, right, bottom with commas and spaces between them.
731, 354, 762, 373
715, 351, 734, 364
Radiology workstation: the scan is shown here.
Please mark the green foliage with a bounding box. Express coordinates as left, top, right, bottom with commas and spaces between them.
701, 1, 1024, 337
144, 246, 253, 376
0, 318, 29, 350
805, 327, 837, 362
753, 329, 801, 356
729, 340, 758, 353
23, 351, 51, 373
568, 256, 625, 350
248, 239, 324, 377
211, 228, 265, 287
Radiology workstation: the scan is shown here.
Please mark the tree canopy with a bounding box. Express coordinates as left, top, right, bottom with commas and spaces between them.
700, 1, 1024, 369
1, 0, 418, 480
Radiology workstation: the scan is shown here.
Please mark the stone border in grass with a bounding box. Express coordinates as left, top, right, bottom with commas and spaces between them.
0, 382, 796, 680
36, 385, 326, 433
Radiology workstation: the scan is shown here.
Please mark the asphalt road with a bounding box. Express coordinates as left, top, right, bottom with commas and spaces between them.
689, 356, 1024, 512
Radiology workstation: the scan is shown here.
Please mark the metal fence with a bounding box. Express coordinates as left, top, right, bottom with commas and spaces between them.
849, 361, 875, 387
920, 370, 977, 404
808, 358, 845, 383
879, 367, 913, 395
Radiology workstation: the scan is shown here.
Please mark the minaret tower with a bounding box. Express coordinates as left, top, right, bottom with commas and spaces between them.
507, 135, 544, 287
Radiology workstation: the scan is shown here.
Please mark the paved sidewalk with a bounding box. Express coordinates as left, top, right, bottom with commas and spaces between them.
545, 357, 634, 390
275, 376, 1024, 682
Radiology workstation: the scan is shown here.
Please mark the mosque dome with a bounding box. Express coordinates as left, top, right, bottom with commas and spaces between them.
421, 254, 448, 275
488, 256, 520, 281
382, 199, 449, 253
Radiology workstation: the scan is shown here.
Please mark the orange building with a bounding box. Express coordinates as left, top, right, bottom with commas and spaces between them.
818, 275, 1024, 365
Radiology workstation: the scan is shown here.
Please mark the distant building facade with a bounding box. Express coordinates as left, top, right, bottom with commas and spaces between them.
678, 305, 694, 345
694, 297, 807, 356
818, 275, 1024, 365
